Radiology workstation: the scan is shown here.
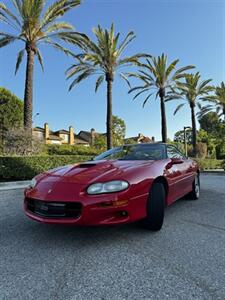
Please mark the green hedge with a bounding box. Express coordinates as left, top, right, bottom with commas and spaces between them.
44, 144, 100, 156
1, 156, 224, 182
194, 158, 224, 170
0, 155, 92, 181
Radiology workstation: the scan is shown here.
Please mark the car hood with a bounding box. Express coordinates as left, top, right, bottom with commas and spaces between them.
42, 159, 155, 184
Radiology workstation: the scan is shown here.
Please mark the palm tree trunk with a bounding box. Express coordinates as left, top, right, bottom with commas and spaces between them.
223, 105, 225, 122
159, 93, 167, 142
24, 43, 35, 130
106, 74, 113, 149
190, 104, 197, 156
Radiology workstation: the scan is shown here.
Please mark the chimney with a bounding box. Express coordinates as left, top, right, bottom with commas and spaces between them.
91, 128, 96, 146
69, 126, 74, 145
44, 123, 49, 143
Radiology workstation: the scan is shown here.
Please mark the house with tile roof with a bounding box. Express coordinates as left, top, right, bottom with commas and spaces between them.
124, 133, 155, 144
33, 123, 101, 146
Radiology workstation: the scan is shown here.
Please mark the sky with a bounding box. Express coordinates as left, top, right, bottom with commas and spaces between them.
0, 0, 225, 140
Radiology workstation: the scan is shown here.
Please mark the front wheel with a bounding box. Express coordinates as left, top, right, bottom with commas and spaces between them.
189, 174, 200, 200
141, 182, 165, 231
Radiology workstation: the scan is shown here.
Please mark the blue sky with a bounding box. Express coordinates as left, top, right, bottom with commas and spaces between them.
0, 0, 224, 139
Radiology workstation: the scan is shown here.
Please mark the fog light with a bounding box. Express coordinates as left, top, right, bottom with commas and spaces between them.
119, 211, 128, 217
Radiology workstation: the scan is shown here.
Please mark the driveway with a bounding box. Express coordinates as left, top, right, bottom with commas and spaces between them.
0, 173, 225, 300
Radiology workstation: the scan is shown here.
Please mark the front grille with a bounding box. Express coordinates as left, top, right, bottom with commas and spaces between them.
26, 198, 82, 219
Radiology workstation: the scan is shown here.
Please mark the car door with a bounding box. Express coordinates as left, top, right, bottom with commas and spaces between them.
166, 145, 191, 201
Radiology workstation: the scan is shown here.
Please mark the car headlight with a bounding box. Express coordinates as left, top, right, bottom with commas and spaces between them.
30, 178, 37, 188
87, 180, 129, 195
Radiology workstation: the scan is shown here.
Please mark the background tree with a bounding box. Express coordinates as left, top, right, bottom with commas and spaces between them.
198, 112, 225, 159
66, 23, 148, 149
128, 54, 194, 142
172, 72, 213, 156
112, 115, 126, 146
0, 87, 23, 130
0, 0, 84, 130
199, 112, 221, 135
94, 115, 126, 149
124, 138, 137, 144
0, 87, 23, 153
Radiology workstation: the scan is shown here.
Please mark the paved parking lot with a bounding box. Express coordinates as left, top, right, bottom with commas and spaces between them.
0, 173, 225, 300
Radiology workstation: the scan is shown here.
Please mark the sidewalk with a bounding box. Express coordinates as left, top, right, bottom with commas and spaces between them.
0, 170, 224, 191
0, 180, 31, 191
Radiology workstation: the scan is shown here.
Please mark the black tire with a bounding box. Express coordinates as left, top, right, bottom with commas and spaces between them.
189, 174, 200, 200
142, 182, 165, 231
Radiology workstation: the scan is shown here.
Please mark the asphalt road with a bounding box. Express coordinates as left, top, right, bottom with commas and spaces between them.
0, 173, 225, 300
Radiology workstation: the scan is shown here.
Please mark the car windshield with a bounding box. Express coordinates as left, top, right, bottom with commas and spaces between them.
93, 144, 166, 161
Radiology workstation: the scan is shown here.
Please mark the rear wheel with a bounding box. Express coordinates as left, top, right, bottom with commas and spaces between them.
142, 182, 165, 231
189, 174, 200, 200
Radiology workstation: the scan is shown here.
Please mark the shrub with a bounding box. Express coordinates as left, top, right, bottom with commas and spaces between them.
194, 158, 224, 170
0, 155, 92, 181
3, 129, 43, 156
43, 144, 100, 156
196, 142, 207, 159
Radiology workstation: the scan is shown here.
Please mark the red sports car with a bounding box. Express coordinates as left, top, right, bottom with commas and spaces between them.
24, 143, 200, 231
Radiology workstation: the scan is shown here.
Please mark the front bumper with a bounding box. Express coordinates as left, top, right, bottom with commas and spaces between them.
24, 193, 147, 226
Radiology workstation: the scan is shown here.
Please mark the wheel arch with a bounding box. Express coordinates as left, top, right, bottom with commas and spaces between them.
152, 176, 169, 206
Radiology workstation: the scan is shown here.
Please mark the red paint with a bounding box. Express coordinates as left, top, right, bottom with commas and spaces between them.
24, 148, 198, 226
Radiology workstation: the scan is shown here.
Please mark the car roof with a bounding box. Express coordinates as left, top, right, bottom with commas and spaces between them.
122, 142, 167, 147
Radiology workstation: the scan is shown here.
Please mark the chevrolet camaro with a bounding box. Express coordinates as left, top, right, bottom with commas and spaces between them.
24, 143, 200, 231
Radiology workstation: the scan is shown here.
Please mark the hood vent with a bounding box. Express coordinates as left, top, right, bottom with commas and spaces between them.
78, 163, 96, 168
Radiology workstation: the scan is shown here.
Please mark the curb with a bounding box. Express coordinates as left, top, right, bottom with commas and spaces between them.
0, 180, 31, 191
0, 171, 224, 191
201, 170, 225, 175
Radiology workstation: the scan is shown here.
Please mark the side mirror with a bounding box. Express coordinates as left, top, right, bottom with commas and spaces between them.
171, 158, 184, 165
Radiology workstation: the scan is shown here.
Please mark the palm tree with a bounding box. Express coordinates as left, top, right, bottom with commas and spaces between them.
197, 82, 225, 121
0, 0, 85, 130
172, 72, 213, 156
128, 54, 194, 142
66, 23, 149, 149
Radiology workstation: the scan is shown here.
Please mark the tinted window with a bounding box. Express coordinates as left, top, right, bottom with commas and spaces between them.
93, 144, 166, 161
167, 145, 185, 159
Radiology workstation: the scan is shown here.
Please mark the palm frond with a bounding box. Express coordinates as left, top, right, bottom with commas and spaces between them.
95, 74, 104, 92
164, 94, 183, 102
41, 0, 80, 29
44, 22, 74, 34
44, 39, 76, 57
69, 69, 96, 91
174, 103, 185, 115
0, 35, 17, 48
15, 48, 25, 74
117, 31, 136, 56
172, 65, 195, 80
0, 2, 21, 27
11, 0, 22, 15
119, 73, 131, 88
132, 88, 150, 100
142, 93, 153, 107
36, 48, 44, 71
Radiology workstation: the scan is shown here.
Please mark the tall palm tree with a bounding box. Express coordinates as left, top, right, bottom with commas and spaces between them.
197, 82, 225, 121
66, 23, 149, 149
0, 0, 85, 130
128, 54, 194, 142
172, 72, 213, 156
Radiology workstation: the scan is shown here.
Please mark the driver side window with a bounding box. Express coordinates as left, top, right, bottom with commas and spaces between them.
167, 146, 184, 159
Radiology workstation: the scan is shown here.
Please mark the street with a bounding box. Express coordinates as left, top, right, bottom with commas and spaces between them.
0, 173, 225, 300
